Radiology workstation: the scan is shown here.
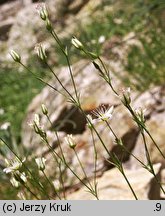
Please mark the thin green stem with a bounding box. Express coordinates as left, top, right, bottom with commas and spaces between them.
105, 120, 118, 140
73, 149, 94, 190
0, 137, 49, 199
41, 137, 93, 193
50, 29, 80, 105
121, 169, 138, 200
42, 170, 61, 199
20, 63, 65, 97
46, 114, 66, 199
23, 184, 40, 200
141, 131, 165, 195
127, 105, 165, 161
79, 107, 112, 157
90, 129, 99, 199
145, 128, 165, 161
97, 57, 119, 95
45, 62, 76, 104
51, 30, 64, 49
65, 54, 80, 105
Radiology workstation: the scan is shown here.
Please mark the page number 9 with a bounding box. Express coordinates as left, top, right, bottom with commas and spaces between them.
155, 203, 161, 211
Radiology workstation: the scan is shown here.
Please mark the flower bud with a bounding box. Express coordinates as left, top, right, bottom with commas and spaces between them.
10, 177, 20, 188
36, 3, 48, 21
134, 107, 146, 123
65, 134, 77, 149
14, 171, 27, 185
41, 104, 48, 115
35, 157, 46, 171
120, 87, 131, 106
34, 114, 40, 126
10, 50, 21, 63
71, 36, 83, 50
35, 44, 47, 62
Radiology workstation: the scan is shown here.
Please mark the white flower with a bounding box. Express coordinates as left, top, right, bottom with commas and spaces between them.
86, 114, 97, 128
3, 158, 25, 174
35, 157, 46, 171
0, 122, 10, 130
98, 35, 105, 44
65, 134, 77, 149
92, 105, 114, 121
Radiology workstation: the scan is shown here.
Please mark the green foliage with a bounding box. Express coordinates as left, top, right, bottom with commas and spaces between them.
0, 57, 48, 141
57, 0, 165, 91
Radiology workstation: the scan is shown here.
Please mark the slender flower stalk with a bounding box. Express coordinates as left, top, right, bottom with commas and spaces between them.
42, 136, 94, 193
23, 184, 40, 200
109, 154, 138, 200
42, 170, 61, 199
36, 9, 80, 105
90, 129, 99, 199
121, 169, 138, 200
100, 116, 138, 200
141, 130, 165, 194
45, 111, 99, 199
73, 148, 98, 199
126, 104, 165, 160
33, 114, 95, 196
65, 134, 96, 195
